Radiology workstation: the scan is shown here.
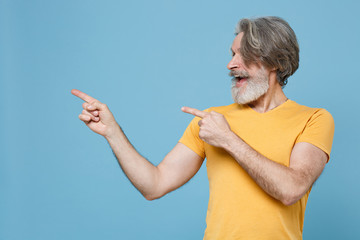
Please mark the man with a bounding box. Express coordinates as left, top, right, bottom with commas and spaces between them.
72, 16, 334, 239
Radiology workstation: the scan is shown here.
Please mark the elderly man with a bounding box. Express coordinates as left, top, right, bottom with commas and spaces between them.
72, 16, 334, 239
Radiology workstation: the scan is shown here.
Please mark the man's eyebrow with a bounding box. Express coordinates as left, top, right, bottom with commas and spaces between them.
229, 47, 241, 55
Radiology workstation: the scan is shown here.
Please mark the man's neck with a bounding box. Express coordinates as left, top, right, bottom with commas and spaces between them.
248, 82, 288, 113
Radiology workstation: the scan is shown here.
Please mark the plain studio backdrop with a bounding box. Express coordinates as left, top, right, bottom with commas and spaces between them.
1, 0, 359, 239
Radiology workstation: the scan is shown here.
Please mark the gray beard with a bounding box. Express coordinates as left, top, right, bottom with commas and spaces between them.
231, 67, 269, 104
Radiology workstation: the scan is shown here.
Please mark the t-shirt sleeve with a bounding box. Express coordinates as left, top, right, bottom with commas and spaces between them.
295, 109, 335, 161
179, 116, 206, 159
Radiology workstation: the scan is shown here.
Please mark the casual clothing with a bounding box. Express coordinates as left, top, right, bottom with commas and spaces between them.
179, 100, 335, 240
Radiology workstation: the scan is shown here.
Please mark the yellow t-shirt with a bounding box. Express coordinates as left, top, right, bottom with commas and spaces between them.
179, 100, 335, 240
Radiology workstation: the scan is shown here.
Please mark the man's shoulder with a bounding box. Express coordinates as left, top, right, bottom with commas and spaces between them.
285, 100, 334, 128
287, 100, 333, 117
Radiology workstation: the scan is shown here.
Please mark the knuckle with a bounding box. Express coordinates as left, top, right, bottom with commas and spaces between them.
79, 114, 87, 121
199, 132, 206, 140
91, 100, 100, 107
199, 132, 204, 139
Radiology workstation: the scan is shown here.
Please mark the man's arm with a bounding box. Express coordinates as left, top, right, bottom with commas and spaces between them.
107, 128, 204, 200
223, 135, 327, 205
182, 106, 327, 206
72, 89, 204, 200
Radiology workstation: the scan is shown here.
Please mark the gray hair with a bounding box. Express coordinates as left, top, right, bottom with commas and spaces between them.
235, 16, 299, 87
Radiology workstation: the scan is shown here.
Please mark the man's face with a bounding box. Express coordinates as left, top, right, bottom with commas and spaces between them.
228, 32, 269, 104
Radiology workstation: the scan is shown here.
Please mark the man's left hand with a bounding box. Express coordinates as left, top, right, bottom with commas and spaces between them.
181, 106, 234, 148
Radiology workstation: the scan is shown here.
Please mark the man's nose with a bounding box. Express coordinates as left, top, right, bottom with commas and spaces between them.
227, 56, 239, 70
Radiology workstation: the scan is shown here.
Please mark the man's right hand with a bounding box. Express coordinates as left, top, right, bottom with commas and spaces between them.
71, 89, 119, 138
71, 89, 205, 200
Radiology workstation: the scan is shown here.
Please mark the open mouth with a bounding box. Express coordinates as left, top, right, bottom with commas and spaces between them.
233, 76, 248, 88
235, 76, 248, 81
229, 71, 250, 85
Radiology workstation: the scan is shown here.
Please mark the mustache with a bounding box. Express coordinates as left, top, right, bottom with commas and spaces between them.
229, 70, 250, 78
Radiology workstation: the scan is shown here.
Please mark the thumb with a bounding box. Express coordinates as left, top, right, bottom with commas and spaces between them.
87, 101, 108, 111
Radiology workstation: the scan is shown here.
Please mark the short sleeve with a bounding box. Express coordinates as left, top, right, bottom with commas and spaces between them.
296, 109, 335, 161
179, 116, 205, 159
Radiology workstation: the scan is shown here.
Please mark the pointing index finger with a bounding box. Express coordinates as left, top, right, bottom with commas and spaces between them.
71, 89, 97, 103
181, 106, 207, 118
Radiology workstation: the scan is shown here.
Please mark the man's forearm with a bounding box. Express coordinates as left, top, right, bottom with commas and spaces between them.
180, 108, 321, 205
222, 132, 308, 205
105, 124, 160, 200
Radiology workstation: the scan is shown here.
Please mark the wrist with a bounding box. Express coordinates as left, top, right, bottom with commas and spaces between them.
221, 130, 240, 151
104, 123, 122, 142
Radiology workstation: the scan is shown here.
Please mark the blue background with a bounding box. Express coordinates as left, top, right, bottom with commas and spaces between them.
1, 0, 359, 239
